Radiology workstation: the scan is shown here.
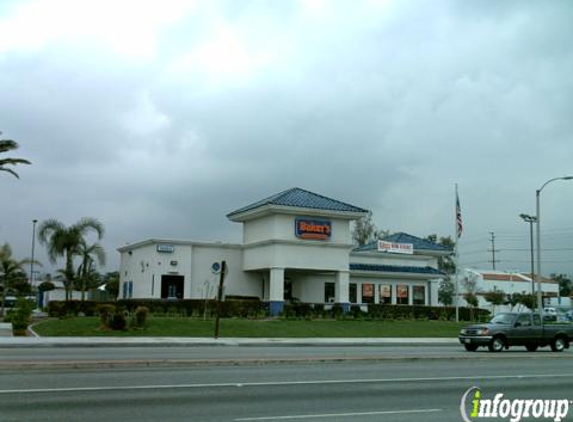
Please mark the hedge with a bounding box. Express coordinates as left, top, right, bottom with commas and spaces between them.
47, 298, 267, 319
366, 304, 490, 321
47, 299, 489, 322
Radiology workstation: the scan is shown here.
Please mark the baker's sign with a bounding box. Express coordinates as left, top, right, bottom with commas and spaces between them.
295, 218, 332, 240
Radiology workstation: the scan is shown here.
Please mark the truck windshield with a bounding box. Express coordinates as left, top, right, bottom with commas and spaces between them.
490, 314, 515, 324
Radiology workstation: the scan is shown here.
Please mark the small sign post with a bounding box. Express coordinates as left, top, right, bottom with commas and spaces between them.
214, 260, 226, 339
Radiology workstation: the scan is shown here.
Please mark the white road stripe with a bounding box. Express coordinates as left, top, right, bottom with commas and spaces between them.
0, 373, 571, 395
235, 408, 442, 421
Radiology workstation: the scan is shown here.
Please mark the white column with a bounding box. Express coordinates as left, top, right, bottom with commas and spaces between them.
335, 271, 349, 303
269, 267, 285, 316
391, 284, 397, 305
408, 285, 413, 305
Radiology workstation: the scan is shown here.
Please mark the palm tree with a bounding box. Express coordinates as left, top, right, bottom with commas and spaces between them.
0, 133, 31, 178
0, 243, 40, 318
76, 240, 106, 301
37, 218, 105, 301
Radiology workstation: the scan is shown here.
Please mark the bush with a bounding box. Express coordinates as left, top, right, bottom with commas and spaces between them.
330, 303, 344, 319
366, 304, 489, 321
110, 311, 127, 331
47, 300, 99, 318
45, 299, 489, 322
132, 306, 149, 328
96, 304, 116, 328
47, 298, 268, 319
8, 298, 34, 335
350, 305, 364, 318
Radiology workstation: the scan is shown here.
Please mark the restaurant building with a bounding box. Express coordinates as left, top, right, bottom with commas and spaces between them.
118, 188, 451, 315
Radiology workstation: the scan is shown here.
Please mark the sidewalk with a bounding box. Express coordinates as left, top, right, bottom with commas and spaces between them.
0, 336, 459, 348
0, 323, 12, 337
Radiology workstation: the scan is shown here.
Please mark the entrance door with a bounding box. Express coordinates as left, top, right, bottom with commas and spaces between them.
284, 279, 293, 301
161, 275, 184, 299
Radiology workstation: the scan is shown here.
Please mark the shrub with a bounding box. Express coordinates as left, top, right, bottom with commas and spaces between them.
110, 311, 128, 331
330, 303, 344, 319
47, 301, 67, 318
366, 304, 489, 322
47, 298, 267, 319
8, 298, 34, 335
132, 306, 149, 328
47, 300, 99, 317
96, 304, 116, 328
349, 305, 364, 318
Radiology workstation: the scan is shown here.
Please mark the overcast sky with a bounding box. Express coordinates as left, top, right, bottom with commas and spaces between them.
1, 0, 572, 278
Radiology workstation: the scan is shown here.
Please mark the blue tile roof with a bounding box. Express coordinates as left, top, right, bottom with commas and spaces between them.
227, 187, 368, 218
349, 263, 443, 275
353, 232, 452, 253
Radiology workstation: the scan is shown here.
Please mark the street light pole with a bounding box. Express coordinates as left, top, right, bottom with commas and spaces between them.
535, 176, 573, 317
519, 214, 536, 298
30, 219, 38, 287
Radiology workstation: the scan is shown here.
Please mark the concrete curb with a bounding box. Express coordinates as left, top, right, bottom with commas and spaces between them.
0, 323, 12, 337
0, 336, 460, 348
1, 351, 569, 371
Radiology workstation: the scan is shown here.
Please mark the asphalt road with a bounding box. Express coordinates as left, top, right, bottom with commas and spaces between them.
0, 351, 572, 421
1, 344, 572, 367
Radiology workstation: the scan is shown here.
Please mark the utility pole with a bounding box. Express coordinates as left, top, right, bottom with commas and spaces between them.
214, 260, 226, 339
30, 219, 37, 286
488, 231, 500, 270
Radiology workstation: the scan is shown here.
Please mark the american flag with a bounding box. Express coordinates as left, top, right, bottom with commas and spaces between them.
456, 188, 463, 238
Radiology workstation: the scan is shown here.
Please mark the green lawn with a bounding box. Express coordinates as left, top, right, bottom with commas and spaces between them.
32, 317, 466, 338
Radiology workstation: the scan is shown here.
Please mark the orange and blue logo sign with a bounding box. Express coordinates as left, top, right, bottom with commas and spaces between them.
295, 218, 331, 240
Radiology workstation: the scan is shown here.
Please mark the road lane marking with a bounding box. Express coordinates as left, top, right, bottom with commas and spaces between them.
0, 373, 572, 395
235, 408, 443, 421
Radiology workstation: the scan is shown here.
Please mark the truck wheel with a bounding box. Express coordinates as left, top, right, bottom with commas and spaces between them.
464, 344, 478, 352
488, 336, 505, 352
551, 337, 566, 352
525, 345, 538, 352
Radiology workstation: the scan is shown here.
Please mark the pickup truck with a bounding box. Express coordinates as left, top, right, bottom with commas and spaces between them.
458, 312, 573, 352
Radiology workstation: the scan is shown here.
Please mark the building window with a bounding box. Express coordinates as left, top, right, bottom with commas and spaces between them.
122, 281, 133, 299
379, 284, 392, 304
349, 283, 357, 303
362, 283, 374, 304
324, 282, 335, 303
413, 285, 425, 305
396, 285, 409, 305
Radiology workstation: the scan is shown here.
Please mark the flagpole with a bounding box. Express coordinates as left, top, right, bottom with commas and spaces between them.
454, 183, 460, 323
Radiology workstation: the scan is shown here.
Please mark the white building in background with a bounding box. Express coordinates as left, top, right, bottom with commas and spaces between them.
457, 269, 560, 314
41, 280, 82, 305
118, 188, 452, 315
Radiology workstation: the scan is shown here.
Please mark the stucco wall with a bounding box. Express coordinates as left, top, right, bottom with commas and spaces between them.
243, 242, 351, 271
243, 214, 352, 244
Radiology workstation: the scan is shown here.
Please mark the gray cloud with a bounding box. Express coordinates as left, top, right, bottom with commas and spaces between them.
1, 0, 572, 276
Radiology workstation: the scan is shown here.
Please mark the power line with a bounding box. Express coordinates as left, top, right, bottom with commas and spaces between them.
501, 247, 573, 252
498, 259, 573, 264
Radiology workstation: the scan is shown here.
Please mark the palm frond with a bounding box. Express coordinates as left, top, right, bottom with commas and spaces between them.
74, 217, 105, 240
0, 139, 18, 153
0, 167, 21, 179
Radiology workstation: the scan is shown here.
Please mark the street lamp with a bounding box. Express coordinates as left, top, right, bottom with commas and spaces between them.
535, 176, 573, 317
519, 213, 537, 298
30, 219, 37, 287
